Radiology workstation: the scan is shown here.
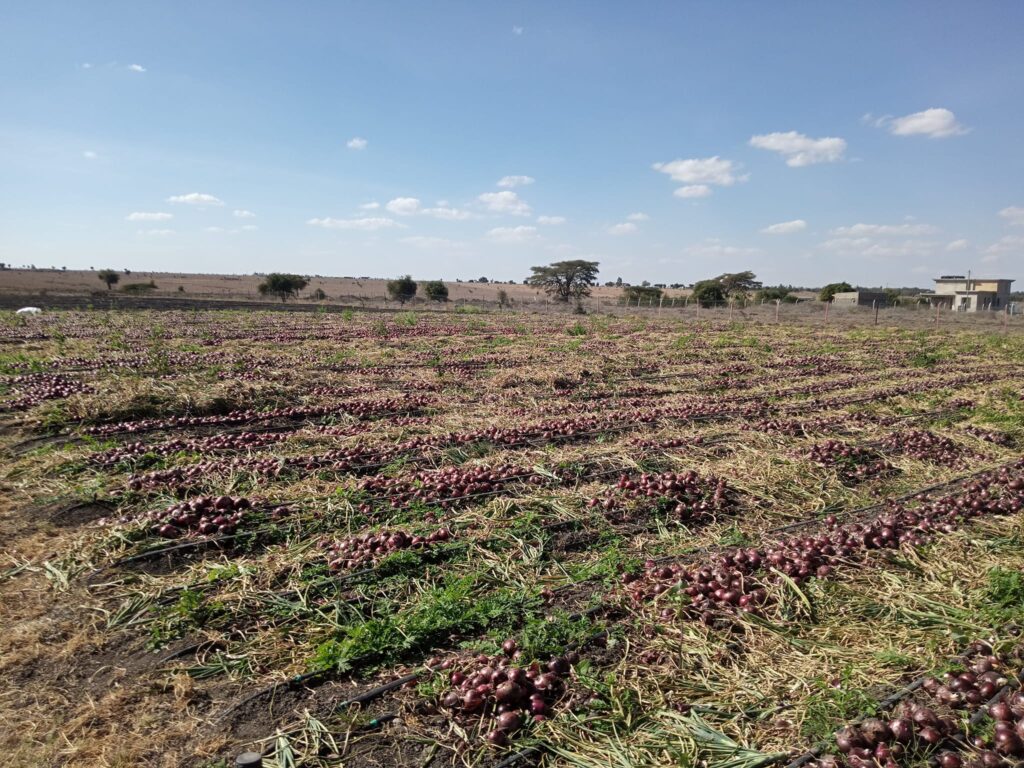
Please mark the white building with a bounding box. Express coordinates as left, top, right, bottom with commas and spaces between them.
921, 275, 1014, 312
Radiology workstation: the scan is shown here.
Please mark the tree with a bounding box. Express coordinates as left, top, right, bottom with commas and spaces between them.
715, 271, 761, 297
621, 285, 663, 305
258, 273, 308, 302
422, 280, 449, 302
97, 269, 120, 290
819, 282, 854, 302
310, 288, 327, 301
691, 280, 726, 307
387, 275, 417, 304
497, 289, 510, 308
526, 260, 599, 302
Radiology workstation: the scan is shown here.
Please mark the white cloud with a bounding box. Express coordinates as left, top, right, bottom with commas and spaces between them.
478, 190, 531, 216
167, 192, 224, 206
486, 225, 538, 242
386, 197, 422, 216
882, 108, 969, 138
233, 209, 256, 219
608, 222, 638, 236
358, 201, 380, 210
83, 150, 98, 160
380, 197, 470, 220
512, 25, 524, 35
347, 137, 368, 150
674, 185, 712, 198
999, 206, 1024, 227
537, 215, 566, 225
761, 219, 807, 235
307, 217, 402, 231
820, 235, 939, 260
240, 224, 258, 231
749, 131, 846, 167
138, 228, 174, 236
423, 205, 471, 220
128, 64, 146, 72
653, 156, 742, 188
125, 211, 173, 222
986, 235, 1024, 254
204, 226, 226, 233
946, 239, 969, 252
81, 63, 92, 69
497, 175, 534, 188
626, 212, 649, 221
831, 222, 938, 236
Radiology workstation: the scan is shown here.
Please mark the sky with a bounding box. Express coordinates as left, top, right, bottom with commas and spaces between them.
1, 1, 1023, 288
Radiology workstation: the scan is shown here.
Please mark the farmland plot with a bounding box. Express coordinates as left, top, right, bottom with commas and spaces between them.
1, 309, 1023, 768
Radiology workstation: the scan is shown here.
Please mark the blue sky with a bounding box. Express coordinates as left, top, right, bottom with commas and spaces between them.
1, 1, 1022, 288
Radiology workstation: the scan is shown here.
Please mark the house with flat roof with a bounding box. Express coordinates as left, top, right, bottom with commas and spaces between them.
920, 275, 1014, 312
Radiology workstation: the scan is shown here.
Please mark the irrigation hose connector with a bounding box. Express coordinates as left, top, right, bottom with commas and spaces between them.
235, 752, 262, 767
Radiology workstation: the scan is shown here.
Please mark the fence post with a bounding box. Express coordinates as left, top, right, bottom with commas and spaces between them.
658, 296, 663, 315
775, 299, 780, 323
824, 301, 829, 323
729, 299, 734, 322
873, 299, 879, 325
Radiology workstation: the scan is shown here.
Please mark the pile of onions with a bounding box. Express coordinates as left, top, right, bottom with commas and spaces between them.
437, 641, 575, 747
880, 430, 977, 468
321, 527, 451, 570
803, 440, 896, 485
103, 495, 289, 538
811, 642, 1024, 768
587, 470, 734, 524
963, 425, 1013, 447
1, 373, 91, 412
91, 430, 290, 468
356, 464, 534, 511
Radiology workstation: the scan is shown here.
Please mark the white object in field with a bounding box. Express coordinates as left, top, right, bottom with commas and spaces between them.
15, 307, 42, 314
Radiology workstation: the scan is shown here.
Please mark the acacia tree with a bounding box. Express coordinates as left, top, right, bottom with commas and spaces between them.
819, 281, 854, 302
387, 275, 417, 304
422, 280, 449, 302
257, 273, 308, 302
715, 271, 761, 297
527, 260, 599, 302
97, 269, 120, 290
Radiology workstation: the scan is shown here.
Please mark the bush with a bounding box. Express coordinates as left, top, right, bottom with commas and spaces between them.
690, 280, 726, 307
121, 282, 157, 294
258, 273, 309, 302
621, 286, 663, 305
756, 287, 797, 303
819, 282, 853, 302
387, 275, 417, 304
422, 280, 449, 302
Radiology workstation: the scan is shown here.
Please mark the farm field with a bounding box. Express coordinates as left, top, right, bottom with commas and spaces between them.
2, 309, 1024, 768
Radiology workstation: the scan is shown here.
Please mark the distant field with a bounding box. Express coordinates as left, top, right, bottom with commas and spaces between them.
0, 268, 697, 306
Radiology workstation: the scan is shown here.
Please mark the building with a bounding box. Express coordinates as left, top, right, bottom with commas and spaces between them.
921, 275, 1014, 312
831, 290, 889, 307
